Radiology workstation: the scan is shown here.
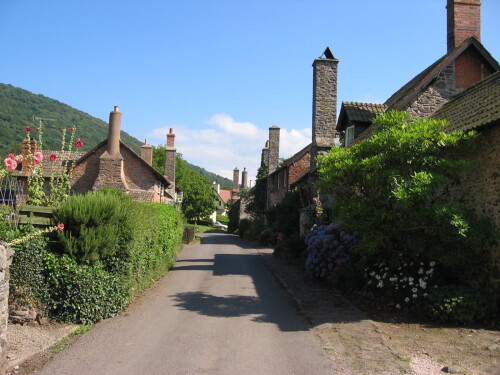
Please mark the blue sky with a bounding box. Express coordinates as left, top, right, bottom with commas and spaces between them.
1, 0, 499, 182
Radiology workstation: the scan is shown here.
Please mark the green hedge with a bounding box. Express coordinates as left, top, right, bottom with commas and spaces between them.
10, 190, 185, 324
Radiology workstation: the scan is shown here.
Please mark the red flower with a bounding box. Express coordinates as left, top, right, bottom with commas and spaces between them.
73, 163, 79, 169
8, 153, 14, 159
75, 140, 84, 148
60, 129, 64, 132
49, 154, 57, 162
56, 223, 65, 232
25, 127, 31, 132
69, 128, 74, 132
36, 128, 39, 131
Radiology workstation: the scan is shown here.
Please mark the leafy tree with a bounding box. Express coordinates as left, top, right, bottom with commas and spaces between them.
317, 111, 495, 288
175, 155, 215, 223
244, 164, 268, 216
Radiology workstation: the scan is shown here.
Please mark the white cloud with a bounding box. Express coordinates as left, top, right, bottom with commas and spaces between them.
145, 114, 312, 183
207, 113, 259, 138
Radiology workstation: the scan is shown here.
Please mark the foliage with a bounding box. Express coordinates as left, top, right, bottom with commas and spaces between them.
421, 285, 490, 324
238, 218, 252, 238
244, 165, 268, 216
0, 83, 142, 156
216, 214, 229, 224
9, 236, 52, 312
10, 194, 184, 324
304, 223, 359, 280
53, 191, 128, 262
267, 189, 305, 237
175, 156, 215, 222
317, 111, 496, 292
42, 253, 129, 324
273, 232, 307, 264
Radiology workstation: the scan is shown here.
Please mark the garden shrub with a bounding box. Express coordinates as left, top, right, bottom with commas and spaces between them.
53, 191, 129, 262
11, 194, 184, 324
317, 111, 497, 304
304, 223, 359, 280
42, 253, 129, 324
238, 218, 251, 238
421, 285, 490, 324
216, 214, 229, 224
274, 232, 307, 265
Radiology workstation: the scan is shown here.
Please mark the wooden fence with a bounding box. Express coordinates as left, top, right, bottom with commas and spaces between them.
18, 205, 54, 227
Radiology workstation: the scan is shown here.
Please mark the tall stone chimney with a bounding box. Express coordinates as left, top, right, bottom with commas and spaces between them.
233, 167, 240, 192
242, 168, 248, 189
141, 139, 153, 166
261, 140, 270, 169
107, 106, 122, 158
447, 0, 481, 53
164, 128, 176, 194
311, 47, 339, 170
21, 138, 38, 174
268, 126, 280, 174
93, 106, 128, 191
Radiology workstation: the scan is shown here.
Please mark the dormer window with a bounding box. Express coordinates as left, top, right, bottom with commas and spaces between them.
345, 125, 355, 147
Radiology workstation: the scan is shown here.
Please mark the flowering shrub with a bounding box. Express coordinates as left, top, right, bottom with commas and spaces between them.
5, 223, 64, 247
364, 260, 437, 309
304, 223, 359, 280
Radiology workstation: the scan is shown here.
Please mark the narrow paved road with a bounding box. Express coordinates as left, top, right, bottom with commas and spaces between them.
37, 232, 334, 375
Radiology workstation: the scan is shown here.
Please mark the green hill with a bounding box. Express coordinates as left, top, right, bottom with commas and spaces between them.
184, 161, 233, 188
0, 83, 142, 156
0, 83, 232, 186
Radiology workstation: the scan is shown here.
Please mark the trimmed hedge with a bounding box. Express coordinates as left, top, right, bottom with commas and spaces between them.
10, 190, 185, 324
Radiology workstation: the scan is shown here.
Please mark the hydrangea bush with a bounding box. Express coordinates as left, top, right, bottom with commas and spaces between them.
304, 223, 360, 280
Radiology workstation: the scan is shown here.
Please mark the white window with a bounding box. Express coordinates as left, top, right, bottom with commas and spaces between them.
345, 125, 355, 147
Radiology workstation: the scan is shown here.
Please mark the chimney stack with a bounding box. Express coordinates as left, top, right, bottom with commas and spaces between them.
447, 0, 481, 53
141, 139, 153, 166
21, 138, 38, 173
164, 128, 176, 194
268, 126, 280, 173
311, 47, 339, 170
242, 168, 248, 189
261, 140, 270, 169
233, 167, 240, 190
107, 106, 122, 158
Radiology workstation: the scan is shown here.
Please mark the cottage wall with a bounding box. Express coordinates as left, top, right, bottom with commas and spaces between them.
407, 65, 456, 119
71, 147, 105, 193
121, 147, 157, 193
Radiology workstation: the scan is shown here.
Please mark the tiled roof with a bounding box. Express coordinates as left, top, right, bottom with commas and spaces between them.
385, 38, 499, 111
128, 190, 156, 202
13, 150, 86, 177
337, 102, 387, 130
433, 71, 500, 132
269, 144, 311, 177
219, 189, 232, 204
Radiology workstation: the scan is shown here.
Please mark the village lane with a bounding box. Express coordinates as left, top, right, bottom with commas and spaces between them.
36, 232, 335, 375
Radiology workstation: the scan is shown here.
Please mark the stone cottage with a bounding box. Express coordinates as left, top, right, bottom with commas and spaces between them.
71, 106, 178, 203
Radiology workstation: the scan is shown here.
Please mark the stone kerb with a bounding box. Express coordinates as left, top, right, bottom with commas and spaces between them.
0, 243, 14, 375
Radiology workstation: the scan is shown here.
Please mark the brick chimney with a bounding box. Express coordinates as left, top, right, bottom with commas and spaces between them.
21, 137, 38, 174
93, 106, 128, 191
140, 139, 153, 166
268, 126, 280, 174
311, 47, 339, 170
261, 140, 270, 169
242, 167, 248, 189
164, 128, 176, 194
447, 0, 481, 53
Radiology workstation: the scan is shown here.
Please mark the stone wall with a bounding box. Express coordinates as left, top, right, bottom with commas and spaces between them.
408, 65, 456, 119
452, 124, 500, 290
268, 126, 280, 174
121, 147, 157, 192
0, 244, 13, 375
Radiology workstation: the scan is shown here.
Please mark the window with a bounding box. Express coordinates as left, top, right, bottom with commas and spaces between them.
345, 125, 355, 147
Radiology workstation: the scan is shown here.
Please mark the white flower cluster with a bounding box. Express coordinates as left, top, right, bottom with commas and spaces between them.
365, 261, 437, 307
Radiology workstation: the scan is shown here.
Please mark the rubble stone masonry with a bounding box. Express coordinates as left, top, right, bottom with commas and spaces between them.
0, 244, 13, 375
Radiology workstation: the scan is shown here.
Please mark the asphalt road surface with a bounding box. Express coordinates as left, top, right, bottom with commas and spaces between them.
37, 232, 334, 375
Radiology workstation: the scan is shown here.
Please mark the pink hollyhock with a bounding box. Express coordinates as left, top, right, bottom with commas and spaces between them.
15, 154, 23, 162
69, 128, 74, 132
49, 154, 57, 162
4, 157, 17, 172
56, 223, 65, 232
8, 153, 14, 159
25, 127, 31, 132
36, 128, 39, 131
75, 140, 84, 148
33, 152, 43, 164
